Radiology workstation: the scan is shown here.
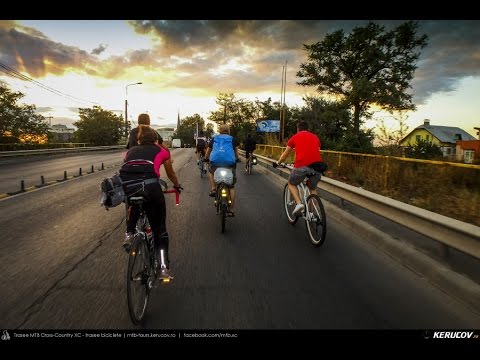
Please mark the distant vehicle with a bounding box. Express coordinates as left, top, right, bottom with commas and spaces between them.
171, 139, 182, 148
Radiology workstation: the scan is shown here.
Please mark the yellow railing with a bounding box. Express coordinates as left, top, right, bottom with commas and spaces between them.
255, 145, 480, 226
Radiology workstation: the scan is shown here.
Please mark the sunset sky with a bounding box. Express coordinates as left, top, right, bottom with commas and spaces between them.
0, 20, 479, 137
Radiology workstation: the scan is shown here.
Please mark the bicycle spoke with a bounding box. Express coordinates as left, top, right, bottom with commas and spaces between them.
283, 184, 298, 225
305, 194, 327, 247
127, 237, 151, 324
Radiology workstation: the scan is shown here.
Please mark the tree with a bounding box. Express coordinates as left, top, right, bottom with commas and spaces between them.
405, 139, 443, 160
173, 113, 205, 146
73, 106, 124, 146
0, 82, 49, 144
375, 112, 410, 156
297, 21, 428, 141
289, 96, 351, 150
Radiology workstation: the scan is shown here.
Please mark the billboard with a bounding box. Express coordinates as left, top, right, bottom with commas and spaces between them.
256, 120, 280, 133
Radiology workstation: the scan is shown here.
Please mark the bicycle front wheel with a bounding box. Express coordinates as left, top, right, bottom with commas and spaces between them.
305, 194, 327, 247
283, 183, 299, 225
126, 235, 152, 325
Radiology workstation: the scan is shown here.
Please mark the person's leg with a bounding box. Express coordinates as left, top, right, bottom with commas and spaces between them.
288, 169, 306, 215
307, 173, 321, 195
144, 185, 170, 269
229, 167, 237, 214
126, 204, 140, 234
245, 151, 250, 170
208, 164, 216, 195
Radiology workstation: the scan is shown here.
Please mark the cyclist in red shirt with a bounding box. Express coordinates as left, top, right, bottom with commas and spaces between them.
274, 121, 325, 216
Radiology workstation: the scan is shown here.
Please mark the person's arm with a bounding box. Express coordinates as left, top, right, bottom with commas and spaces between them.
277, 146, 293, 164
205, 146, 212, 160
163, 159, 180, 188
234, 145, 239, 160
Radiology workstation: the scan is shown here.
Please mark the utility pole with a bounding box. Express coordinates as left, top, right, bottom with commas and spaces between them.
280, 61, 287, 142
125, 82, 142, 138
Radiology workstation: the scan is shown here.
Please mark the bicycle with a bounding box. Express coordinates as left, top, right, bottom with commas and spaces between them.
245, 152, 257, 175
276, 163, 327, 247
213, 167, 234, 233
198, 152, 207, 178
124, 178, 180, 325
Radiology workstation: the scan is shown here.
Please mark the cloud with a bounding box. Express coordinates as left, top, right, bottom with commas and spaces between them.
35, 106, 54, 113
1, 20, 479, 109
0, 23, 96, 77
91, 43, 107, 55
412, 20, 480, 104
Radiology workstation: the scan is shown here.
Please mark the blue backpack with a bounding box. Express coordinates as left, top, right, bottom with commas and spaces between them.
210, 134, 235, 167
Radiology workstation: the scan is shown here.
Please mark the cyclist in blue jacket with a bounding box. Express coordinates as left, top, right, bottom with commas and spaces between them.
205, 124, 240, 216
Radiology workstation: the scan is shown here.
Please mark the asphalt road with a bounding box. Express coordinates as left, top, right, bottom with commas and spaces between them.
0, 148, 479, 332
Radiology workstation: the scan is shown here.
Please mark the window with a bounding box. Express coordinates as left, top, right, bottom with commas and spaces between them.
464, 150, 474, 164
426, 134, 430, 142
416, 135, 421, 142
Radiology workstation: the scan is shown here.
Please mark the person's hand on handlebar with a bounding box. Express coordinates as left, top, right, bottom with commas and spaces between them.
173, 184, 184, 194
272, 160, 280, 168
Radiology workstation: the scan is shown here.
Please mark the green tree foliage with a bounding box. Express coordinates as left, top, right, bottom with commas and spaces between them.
73, 106, 124, 146
405, 139, 443, 160
173, 113, 205, 146
0, 82, 49, 143
208, 93, 260, 131
296, 21, 428, 141
288, 96, 351, 149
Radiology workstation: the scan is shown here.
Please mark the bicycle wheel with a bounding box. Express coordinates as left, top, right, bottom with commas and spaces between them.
220, 200, 227, 233
199, 159, 204, 178
247, 158, 252, 175
305, 194, 327, 247
283, 183, 299, 225
126, 234, 152, 325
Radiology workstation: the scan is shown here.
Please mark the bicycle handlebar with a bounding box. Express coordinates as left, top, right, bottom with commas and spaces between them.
164, 188, 181, 205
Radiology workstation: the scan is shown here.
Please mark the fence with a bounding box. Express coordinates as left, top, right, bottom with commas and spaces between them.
255, 145, 480, 227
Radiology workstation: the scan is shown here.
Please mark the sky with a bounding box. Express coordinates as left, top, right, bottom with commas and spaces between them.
0, 19, 479, 138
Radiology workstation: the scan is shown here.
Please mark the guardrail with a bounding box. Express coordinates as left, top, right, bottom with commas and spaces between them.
242, 150, 480, 260
0, 145, 125, 157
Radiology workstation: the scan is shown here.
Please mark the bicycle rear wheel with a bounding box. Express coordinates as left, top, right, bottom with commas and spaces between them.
126, 234, 152, 325
283, 183, 299, 225
305, 194, 327, 247
220, 200, 227, 233
247, 158, 252, 175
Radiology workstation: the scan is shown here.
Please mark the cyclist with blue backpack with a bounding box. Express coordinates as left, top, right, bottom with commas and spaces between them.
205, 124, 240, 217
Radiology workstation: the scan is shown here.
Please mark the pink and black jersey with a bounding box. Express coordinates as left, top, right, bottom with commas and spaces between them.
120, 143, 170, 179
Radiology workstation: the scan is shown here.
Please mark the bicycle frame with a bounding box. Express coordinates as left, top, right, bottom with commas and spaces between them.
245, 152, 255, 175
281, 164, 327, 247
125, 179, 179, 325
213, 167, 234, 233
198, 153, 207, 178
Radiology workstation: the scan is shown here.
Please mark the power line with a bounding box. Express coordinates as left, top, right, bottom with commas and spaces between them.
0, 61, 100, 106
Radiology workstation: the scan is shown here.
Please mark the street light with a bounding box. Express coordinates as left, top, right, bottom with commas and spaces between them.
125, 82, 143, 137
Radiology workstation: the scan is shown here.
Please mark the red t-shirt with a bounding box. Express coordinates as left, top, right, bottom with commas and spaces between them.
287, 131, 322, 168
